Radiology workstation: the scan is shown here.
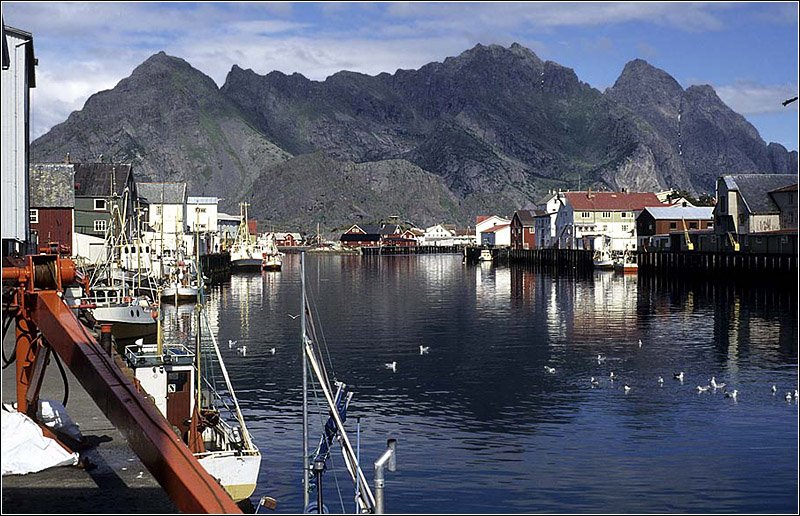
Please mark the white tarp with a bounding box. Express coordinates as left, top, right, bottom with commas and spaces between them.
1, 402, 81, 476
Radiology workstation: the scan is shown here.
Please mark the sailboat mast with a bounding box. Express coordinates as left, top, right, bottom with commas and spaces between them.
301, 252, 310, 508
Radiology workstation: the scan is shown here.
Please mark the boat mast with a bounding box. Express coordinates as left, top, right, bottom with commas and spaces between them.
301, 252, 310, 508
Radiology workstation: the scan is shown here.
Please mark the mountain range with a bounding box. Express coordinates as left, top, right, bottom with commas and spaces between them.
31, 42, 797, 230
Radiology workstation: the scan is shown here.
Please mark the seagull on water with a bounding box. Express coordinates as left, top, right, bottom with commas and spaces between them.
609, 371, 616, 381
544, 366, 556, 374
269, 347, 276, 355
419, 345, 430, 355
697, 385, 710, 393
771, 385, 777, 395
597, 354, 606, 364
658, 376, 664, 386
229, 339, 237, 349
385, 361, 397, 372
724, 389, 738, 400
673, 372, 684, 381
237, 345, 247, 356
711, 377, 725, 390
623, 385, 631, 394
590, 377, 600, 387
638, 339, 642, 349
785, 392, 793, 402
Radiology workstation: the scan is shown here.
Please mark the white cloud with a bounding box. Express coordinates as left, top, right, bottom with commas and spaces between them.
715, 81, 800, 115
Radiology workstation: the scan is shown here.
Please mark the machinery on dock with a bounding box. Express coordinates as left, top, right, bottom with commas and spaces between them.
2, 253, 242, 513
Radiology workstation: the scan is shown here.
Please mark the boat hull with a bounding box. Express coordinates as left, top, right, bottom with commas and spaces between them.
91, 305, 157, 340
231, 259, 262, 271
593, 260, 614, 270
197, 451, 261, 502
160, 286, 199, 303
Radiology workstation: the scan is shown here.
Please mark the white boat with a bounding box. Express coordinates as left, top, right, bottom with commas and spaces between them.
260, 233, 284, 271
592, 248, 614, 270
230, 203, 266, 271
160, 255, 199, 303
478, 249, 493, 262
83, 286, 158, 341
614, 250, 638, 274
123, 270, 260, 502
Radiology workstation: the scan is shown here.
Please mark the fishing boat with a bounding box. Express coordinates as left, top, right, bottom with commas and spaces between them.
613, 249, 638, 274
230, 203, 266, 271
123, 261, 261, 502
478, 249, 493, 262
260, 233, 284, 271
592, 247, 614, 270
160, 253, 200, 303
83, 286, 158, 341
78, 189, 159, 341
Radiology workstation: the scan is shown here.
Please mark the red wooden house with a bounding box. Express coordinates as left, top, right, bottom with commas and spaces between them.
29, 163, 75, 255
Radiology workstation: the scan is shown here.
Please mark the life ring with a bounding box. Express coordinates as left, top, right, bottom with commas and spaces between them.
151, 309, 159, 320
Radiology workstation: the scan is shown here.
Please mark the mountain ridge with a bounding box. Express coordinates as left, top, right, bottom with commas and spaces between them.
31, 43, 797, 230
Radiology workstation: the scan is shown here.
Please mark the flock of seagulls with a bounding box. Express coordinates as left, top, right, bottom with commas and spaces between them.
228, 338, 276, 357
381, 344, 435, 372
564, 338, 799, 404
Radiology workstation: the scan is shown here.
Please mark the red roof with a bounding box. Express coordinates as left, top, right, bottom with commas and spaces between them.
476, 215, 491, 224
483, 224, 510, 233
564, 191, 663, 211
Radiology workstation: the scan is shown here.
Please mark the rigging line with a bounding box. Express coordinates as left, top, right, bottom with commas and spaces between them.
304, 286, 336, 381
326, 438, 347, 514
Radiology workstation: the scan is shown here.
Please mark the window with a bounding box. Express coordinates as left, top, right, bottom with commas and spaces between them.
621, 225, 629, 232
670, 222, 678, 230
708, 222, 714, 228
601, 211, 611, 218
94, 219, 108, 233
621, 212, 628, 218
94, 199, 107, 211
581, 212, 590, 218
29, 209, 38, 224
689, 222, 698, 229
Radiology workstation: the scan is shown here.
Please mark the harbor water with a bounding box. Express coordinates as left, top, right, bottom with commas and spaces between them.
162, 253, 798, 514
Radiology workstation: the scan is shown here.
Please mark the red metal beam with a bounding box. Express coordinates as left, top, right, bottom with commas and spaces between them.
28, 289, 242, 513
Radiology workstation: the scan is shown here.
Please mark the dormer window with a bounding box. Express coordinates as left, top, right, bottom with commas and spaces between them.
94, 199, 107, 211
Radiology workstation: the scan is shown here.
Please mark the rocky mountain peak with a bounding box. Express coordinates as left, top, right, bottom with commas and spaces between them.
609, 59, 684, 99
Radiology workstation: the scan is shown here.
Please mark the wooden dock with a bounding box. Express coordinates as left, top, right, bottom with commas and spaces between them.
361, 245, 463, 256
638, 250, 797, 281
199, 252, 231, 284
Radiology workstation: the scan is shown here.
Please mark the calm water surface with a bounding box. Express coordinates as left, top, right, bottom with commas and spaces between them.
162, 254, 798, 514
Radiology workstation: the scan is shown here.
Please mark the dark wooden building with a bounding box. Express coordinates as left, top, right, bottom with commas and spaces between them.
340, 224, 382, 248
28, 163, 75, 254
636, 205, 715, 251
510, 209, 536, 250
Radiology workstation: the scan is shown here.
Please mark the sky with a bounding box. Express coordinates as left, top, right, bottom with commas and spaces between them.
2, 1, 798, 150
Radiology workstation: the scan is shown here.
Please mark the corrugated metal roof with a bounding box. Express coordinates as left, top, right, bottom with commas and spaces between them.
564, 191, 663, 211
73, 163, 133, 197
138, 182, 187, 205
727, 174, 797, 214
642, 206, 714, 220
29, 164, 75, 208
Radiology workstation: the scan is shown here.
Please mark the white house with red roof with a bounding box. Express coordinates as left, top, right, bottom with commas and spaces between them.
555, 190, 664, 251
475, 215, 511, 246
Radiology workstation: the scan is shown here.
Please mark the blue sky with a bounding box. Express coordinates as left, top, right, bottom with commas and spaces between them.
3, 2, 798, 150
